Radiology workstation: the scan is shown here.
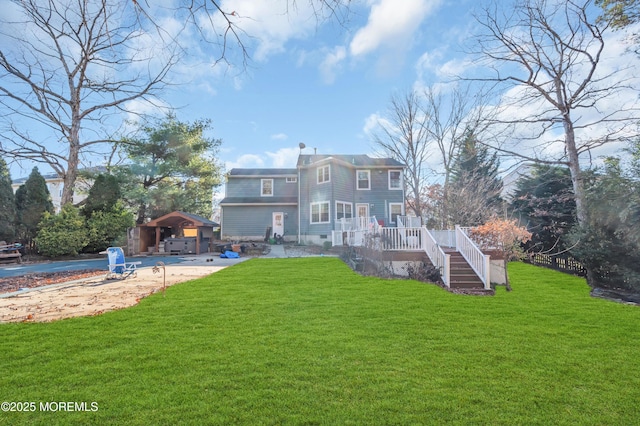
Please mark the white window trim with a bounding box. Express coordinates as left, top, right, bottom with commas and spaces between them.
388, 170, 402, 190
310, 201, 330, 224
261, 178, 274, 197
317, 165, 330, 184
286, 177, 297, 183
335, 200, 353, 220
356, 169, 371, 190
389, 202, 403, 224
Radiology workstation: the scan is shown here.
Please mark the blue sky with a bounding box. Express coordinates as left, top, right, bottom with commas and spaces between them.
5, 0, 639, 184
139, 0, 478, 171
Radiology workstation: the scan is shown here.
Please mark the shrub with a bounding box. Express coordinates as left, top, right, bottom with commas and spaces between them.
404, 262, 442, 284
35, 204, 89, 257
85, 202, 134, 253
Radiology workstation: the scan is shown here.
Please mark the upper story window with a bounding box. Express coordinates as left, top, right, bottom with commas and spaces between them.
389, 170, 402, 190
357, 170, 370, 190
261, 179, 273, 196
286, 177, 297, 183
317, 165, 330, 184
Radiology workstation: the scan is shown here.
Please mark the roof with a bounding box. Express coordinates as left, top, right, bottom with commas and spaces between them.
219, 196, 298, 205
228, 168, 297, 177
11, 166, 108, 185
144, 211, 219, 228
297, 154, 405, 168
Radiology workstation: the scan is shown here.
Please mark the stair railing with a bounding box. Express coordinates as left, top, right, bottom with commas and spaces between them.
424, 228, 450, 287
455, 225, 490, 289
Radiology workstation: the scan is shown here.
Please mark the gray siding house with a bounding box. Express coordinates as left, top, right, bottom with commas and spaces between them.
219, 154, 406, 244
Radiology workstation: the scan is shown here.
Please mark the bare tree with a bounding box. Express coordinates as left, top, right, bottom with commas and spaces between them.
0, 0, 353, 207
421, 84, 496, 227
0, 0, 177, 206
371, 91, 432, 219
470, 0, 640, 226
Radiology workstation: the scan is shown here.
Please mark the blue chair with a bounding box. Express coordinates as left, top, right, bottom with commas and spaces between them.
106, 247, 142, 280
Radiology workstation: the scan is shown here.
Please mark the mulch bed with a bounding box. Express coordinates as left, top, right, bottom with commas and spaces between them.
0, 270, 105, 295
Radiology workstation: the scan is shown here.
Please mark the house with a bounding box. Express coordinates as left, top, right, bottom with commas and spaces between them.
11, 167, 104, 213
220, 153, 501, 292
500, 163, 534, 201
219, 154, 406, 245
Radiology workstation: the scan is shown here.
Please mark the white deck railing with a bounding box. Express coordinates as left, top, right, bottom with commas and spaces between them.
398, 215, 422, 228
332, 216, 379, 246
425, 229, 450, 287
455, 225, 490, 289
429, 230, 456, 248
335, 216, 379, 231
380, 227, 424, 251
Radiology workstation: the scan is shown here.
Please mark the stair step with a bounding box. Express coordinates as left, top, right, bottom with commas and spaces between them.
449, 281, 485, 289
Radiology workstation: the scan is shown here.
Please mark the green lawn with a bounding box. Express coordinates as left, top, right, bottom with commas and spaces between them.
1, 258, 639, 425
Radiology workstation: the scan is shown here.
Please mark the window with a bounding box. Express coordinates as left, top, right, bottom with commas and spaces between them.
286, 177, 297, 183
357, 170, 370, 190
389, 203, 403, 224
261, 179, 273, 196
336, 201, 353, 220
311, 202, 330, 223
389, 170, 402, 190
317, 165, 330, 184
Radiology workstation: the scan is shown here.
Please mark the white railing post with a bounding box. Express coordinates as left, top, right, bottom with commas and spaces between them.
443, 253, 451, 288
483, 254, 491, 290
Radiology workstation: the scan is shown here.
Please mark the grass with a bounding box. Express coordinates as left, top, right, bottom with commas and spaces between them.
1, 258, 639, 425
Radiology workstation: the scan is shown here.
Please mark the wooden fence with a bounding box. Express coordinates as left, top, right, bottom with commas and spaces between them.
526, 253, 587, 277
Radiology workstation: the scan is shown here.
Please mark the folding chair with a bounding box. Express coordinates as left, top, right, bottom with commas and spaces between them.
106, 247, 142, 280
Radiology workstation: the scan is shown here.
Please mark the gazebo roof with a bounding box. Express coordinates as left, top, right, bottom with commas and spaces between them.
144, 211, 218, 228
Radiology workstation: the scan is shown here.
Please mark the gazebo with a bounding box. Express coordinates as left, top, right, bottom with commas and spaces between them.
128, 211, 218, 255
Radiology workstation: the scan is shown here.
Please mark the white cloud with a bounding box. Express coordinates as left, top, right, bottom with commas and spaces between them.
362, 112, 386, 136
319, 46, 347, 84
271, 133, 288, 141
198, 0, 319, 63
226, 146, 300, 171
349, 0, 440, 58
225, 154, 266, 170
265, 147, 300, 168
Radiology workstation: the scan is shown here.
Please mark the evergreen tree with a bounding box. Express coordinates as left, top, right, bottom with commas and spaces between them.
82, 173, 122, 218
117, 114, 223, 224
15, 167, 54, 250
510, 165, 576, 252
0, 158, 17, 242
447, 132, 503, 226
568, 156, 640, 291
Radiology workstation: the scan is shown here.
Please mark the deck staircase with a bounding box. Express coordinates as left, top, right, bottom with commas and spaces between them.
442, 248, 484, 289
332, 217, 491, 291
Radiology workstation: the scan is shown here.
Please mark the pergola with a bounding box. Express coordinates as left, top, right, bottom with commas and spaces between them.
134, 211, 218, 255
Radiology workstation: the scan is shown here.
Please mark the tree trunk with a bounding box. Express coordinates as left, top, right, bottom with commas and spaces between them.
504, 258, 512, 291
563, 117, 587, 227
136, 204, 147, 225
61, 145, 79, 207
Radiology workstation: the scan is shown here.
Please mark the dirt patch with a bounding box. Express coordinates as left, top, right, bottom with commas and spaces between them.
0, 270, 105, 294
0, 263, 233, 323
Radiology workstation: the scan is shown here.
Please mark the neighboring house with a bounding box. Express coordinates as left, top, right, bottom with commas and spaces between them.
501, 163, 533, 202
11, 167, 104, 213
220, 154, 406, 244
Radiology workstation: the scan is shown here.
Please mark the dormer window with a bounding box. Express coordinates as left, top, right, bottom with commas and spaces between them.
357, 170, 370, 190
